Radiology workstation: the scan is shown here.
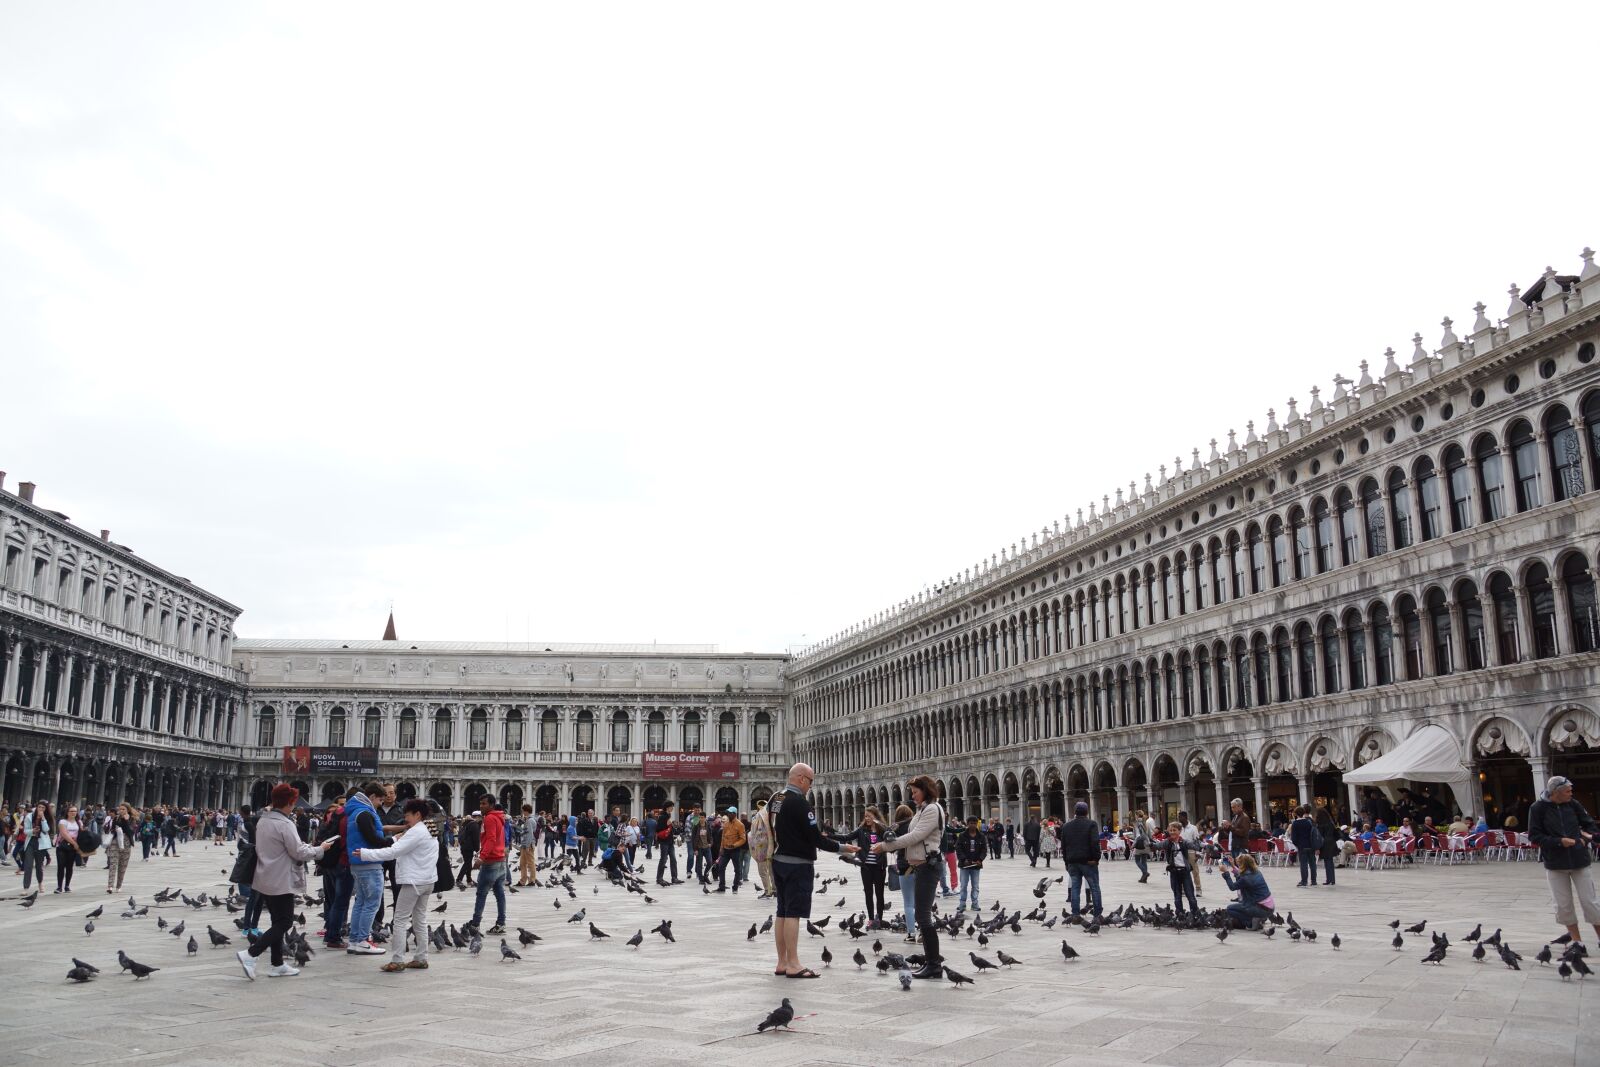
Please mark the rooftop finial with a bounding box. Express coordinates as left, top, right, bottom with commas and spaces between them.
1411, 333, 1428, 365
1244, 420, 1258, 445
1357, 360, 1373, 388
1191, 447, 1201, 469
1581, 247, 1598, 281
1226, 428, 1238, 452
1332, 374, 1350, 401
1265, 408, 1279, 434
1286, 397, 1299, 423
1308, 386, 1323, 413
1472, 301, 1492, 333
1382, 347, 1401, 377
1209, 438, 1220, 461
1507, 283, 1523, 317
1440, 316, 1458, 346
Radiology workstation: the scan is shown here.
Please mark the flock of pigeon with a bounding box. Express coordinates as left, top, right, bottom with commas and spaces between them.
18, 852, 1592, 1038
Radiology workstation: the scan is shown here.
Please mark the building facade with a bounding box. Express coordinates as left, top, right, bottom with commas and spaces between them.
0, 481, 248, 811
787, 256, 1600, 834
231, 639, 789, 819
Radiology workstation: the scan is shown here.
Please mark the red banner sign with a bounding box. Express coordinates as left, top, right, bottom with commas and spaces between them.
641, 752, 741, 780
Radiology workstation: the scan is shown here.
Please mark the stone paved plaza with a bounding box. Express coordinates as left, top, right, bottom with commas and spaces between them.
0, 843, 1595, 1067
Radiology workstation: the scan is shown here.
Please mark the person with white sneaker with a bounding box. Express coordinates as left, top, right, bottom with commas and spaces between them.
356, 798, 440, 973
238, 783, 337, 982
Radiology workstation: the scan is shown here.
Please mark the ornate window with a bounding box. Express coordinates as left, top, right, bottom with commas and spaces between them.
1295, 622, 1316, 697
1508, 420, 1541, 511
1457, 581, 1485, 670
1396, 595, 1423, 680
327, 706, 346, 748
718, 712, 736, 752
1474, 433, 1506, 521
1489, 573, 1519, 663
1312, 499, 1333, 573
293, 705, 311, 747
469, 707, 488, 751
1443, 445, 1472, 531
611, 710, 630, 753
1585, 393, 1600, 488
1425, 588, 1452, 675
1320, 617, 1341, 693
1335, 488, 1358, 565
1247, 524, 1266, 593
256, 707, 276, 747
682, 710, 702, 753
505, 709, 523, 751
363, 708, 381, 748
1414, 457, 1442, 541
1227, 533, 1245, 599
399, 707, 417, 749
1273, 629, 1293, 702
575, 709, 595, 752
1387, 469, 1413, 549
1268, 516, 1289, 587
1371, 603, 1394, 685
754, 710, 773, 753
1342, 609, 1366, 690
1547, 405, 1585, 501
1527, 563, 1557, 658
1290, 507, 1312, 579
433, 708, 452, 750
1361, 478, 1387, 556
539, 709, 559, 751
1564, 555, 1598, 654
647, 710, 666, 752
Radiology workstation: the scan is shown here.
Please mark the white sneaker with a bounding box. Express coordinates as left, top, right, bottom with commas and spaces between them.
264, 964, 300, 977
347, 940, 385, 955
236, 949, 256, 981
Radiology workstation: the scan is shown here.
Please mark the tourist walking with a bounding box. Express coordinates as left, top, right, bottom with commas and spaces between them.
1131, 810, 1152, 883
1178, 812, 1203, 897
1039, 818, 1059, 867
654, 802, 680, 885
104, 803, 136, 893
873, 774, 943, 980
715, 806, 746, 892
515, 804, 540, 886
955, 816, 985, 912
771, 762, 857, 978
469, 796, 509, 933
238, 783, 337, 980
54, 803, 83, 893
1058, 801, 1103, 917
1289, 806, 1322, 887
1023, 816, 1041, 866
749, 799, 774, 898
1227, 798, 1252, 858
357, 798, 440, 972
1527, 774, 1600, 950
19, 801, 51, 890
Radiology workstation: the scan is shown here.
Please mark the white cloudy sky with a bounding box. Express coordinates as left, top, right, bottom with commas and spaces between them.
3, 4, 1597, 654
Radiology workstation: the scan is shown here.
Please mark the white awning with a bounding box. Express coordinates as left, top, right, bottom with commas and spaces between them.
1342, 723, 1469, 793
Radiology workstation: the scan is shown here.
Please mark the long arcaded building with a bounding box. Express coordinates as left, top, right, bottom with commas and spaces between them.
3, 251, 1599, 828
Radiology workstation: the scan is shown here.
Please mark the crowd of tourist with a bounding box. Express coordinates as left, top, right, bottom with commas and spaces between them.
2, 800, 240, 894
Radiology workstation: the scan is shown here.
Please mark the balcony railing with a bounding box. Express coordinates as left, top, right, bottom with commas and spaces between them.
0, 588, 243, 682
1, 703, 239, 758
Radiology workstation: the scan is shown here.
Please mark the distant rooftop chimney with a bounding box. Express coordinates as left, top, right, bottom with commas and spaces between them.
0, 471, 6, 492
382, 610, 398, 641
101, 530, 111, 541
18, 481, 35, 504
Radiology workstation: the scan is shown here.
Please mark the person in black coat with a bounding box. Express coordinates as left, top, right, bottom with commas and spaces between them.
1288, 806, 1322, 887
1527, 775, 1600, 945
1159, 821, 1199, 916
1056, 802, 1102, 917
1022, 817, 1042, 866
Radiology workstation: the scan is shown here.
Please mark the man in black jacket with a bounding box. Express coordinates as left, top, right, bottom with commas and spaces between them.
1057, 802, 1102, 917
1023, 816, 1042, 866
1527, 775, 1600, 948
770, 762, 857, 978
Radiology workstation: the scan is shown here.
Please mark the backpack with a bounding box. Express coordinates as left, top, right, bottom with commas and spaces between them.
749, 812, 771, 863
77, 823, 102, 854
1307, 822, 1324, 851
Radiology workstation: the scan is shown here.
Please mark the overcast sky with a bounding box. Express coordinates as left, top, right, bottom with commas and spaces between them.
4, 4, 1597, 655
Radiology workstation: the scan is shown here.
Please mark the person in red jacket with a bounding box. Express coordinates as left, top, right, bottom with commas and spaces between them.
468, 796, 509, 934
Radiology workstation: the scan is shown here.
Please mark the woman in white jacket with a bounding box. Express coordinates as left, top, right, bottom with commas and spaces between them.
357, 798, 441, 972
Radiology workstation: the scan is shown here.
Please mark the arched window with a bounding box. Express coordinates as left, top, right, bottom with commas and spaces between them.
1158, 560, 1173, 622
719, 711, 737, 752
1294, 621, 1316, 698
1273, 628, 1293, 702
1227, 533, 1245, 599
1425, 588, 1453, 675
1371, 603, 1395, 685
1396, 594, 1423, 680
539, 709, 559, 751
1232, 638, 1250, 708
1546, 405, 1585, 501
1387, 469, 1413, 549
1252, 634, 1271, 706
1209, 539, 1226, 604
611, 710, 630, 752
1196, 648, 1211, 714
1564, 555, 1598, 653
574, 709, 595, 752
1456, 580, 1485, 670
1335, 488, 1358, 565
468, 707, 488, 751
1268, 516, 1289, 587
1130, 663, 1145, 723
1585, 393, 1600, 488
1527, 563, 1557, 658
1174, 553, 1189, 615
1443, 445, 1472, 532
1289, 506, 1311, 579
256, 707, 276, 747
1178, 651, 1193, 716
1414, 457, 1442, 541
1361, 478, 1387, 556
1342, 608, 1366, 690
647, 710, 666, 752
399, 707, 417, 749
432, 708, 452, 750
1247, 524, 1266, 593
1488, 573, 1519, 663
293, 705, 312, 747
1320, 617, 1341, 693
327, 706, 347, 747
754, 710, 773, 753
1214, 642, 1230, 711
1508, 420, 1541, 511
363, 708, 381, 748
505, 709, 524, 751
1312, 498, 1333, 573
1125, 576, 1140, 632
1474, 433, 1506, 521
682, 710, 702, 752
1162, 656, 1176, 720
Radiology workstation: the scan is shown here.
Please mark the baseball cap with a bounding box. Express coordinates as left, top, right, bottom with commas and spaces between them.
726, 806, 738, 814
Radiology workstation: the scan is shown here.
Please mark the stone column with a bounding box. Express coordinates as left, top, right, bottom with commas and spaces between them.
62, 652, 77, 714
1298, 774, 1313, 806
1214, 778, 1228, 823
1528, 756, 1551, 798
1448, 602, 1469, 672
1312, 631, 1328, 697
1251, 777, 1268, 828
1116, 786, 1131, 829
1514, 587, 1536, 661
1, 638, 19, 706
1534, 430, 1556, 507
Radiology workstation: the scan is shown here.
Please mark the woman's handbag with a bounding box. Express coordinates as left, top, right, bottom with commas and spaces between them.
229, 843, 257, 885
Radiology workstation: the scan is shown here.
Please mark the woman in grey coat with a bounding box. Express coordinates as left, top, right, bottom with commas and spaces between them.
239, 784, 336, 981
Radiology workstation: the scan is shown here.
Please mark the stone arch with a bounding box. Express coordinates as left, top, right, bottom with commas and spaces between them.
1471, 715, 1534, 760
1543, 704, 1600, 756
1352, 725, 1399, 768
